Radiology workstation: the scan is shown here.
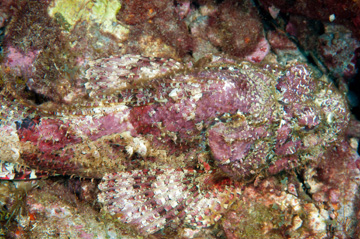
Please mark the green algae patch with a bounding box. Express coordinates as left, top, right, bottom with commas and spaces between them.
48, 0, 128, 40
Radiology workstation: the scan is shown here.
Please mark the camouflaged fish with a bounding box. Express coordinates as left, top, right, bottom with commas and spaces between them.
0, 54, 349, 234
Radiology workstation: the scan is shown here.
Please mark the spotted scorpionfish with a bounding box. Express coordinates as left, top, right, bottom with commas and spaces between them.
0, 54, 349, 234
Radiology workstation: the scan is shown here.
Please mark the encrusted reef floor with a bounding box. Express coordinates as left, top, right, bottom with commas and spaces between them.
1, 0, 360, 238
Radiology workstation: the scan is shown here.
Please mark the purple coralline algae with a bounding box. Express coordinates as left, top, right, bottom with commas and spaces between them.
317, 24, 360, 79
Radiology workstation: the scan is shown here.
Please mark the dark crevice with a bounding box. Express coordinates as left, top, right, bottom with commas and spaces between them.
191, 1, 200, 9
348, 68, 360, 120
15, 117, 37, 130
23, 86, 50, 105
252, 0, 277, 32
0, 27, 5, 55
294, 169, 312, 200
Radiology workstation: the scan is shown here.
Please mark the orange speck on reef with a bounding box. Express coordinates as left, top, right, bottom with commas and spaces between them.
15, 227, 24, 237
331, 202, 339, 211
147, 8, 156, 19
244, 37, 251, 44
203, 161, 211, 172
3, 67, 11, 74
115, 212, 124, 218
29, 213, 36, 221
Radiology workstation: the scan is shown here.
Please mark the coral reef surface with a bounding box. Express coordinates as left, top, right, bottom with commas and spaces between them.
0, 0, 360, 238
